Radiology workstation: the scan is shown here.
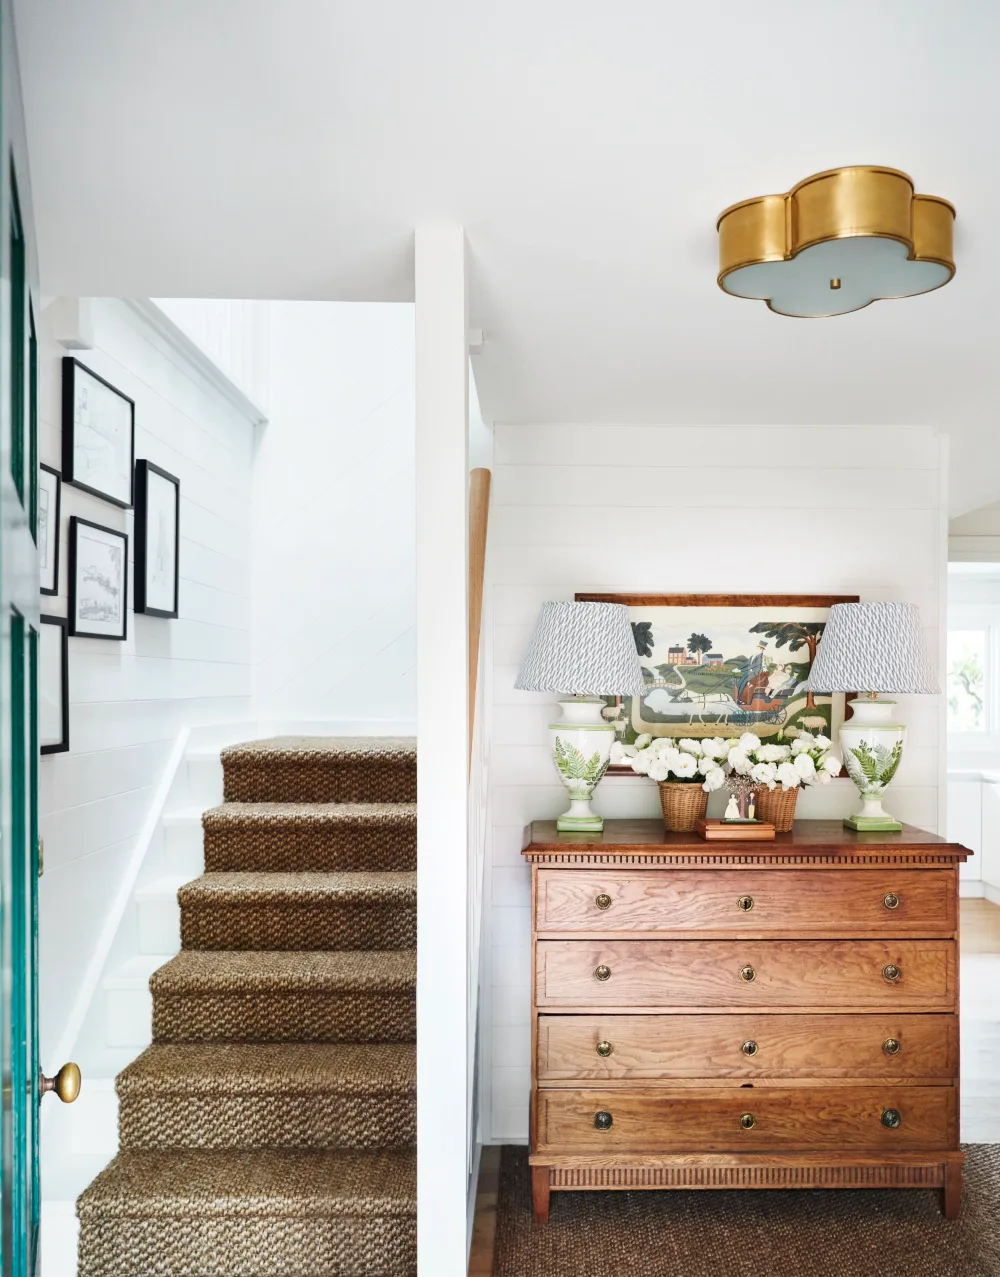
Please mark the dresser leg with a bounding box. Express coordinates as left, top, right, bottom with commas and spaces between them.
942, 1163, 963, 1220
531, 1167, 551, 1224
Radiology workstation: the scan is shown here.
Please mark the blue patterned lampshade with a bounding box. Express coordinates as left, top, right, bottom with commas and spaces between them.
515, 601, 646, 696
805, 602, 938, 694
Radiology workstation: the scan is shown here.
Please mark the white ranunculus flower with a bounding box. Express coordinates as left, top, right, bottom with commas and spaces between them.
794, 753, 816, 779
757, 743, 792, 763
751, 762, 777, 789
677, 738, 704, 756
822, 753, 842, 775
648, 761, 670, 782
634, 733, 653, 750
701, 737, 730, 760
702, 766, 726, 792
790, 734, 814, 755
609, 741, 626, 764
630, 753, 651, 775
813, 735, 832, 751
672, 753, 698, 779
739, 733, 762, 753
697, 756, 716, 776
621, 744, 638, 758
649, 737, 673, 756
776, 761, 801, 790
809, 769, 832, 786
728, 750, 753, 776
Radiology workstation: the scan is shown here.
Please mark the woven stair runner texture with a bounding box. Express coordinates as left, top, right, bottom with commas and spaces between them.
493, 1145, 1000, 1277
77, 737, 418, 1277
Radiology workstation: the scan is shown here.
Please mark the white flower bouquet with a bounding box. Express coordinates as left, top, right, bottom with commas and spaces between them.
725, 731, 841, 791
611, 735, 730, 793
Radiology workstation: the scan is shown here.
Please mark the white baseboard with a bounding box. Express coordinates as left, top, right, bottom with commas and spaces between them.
258, 718, 417, 737
961, 881, 986, 898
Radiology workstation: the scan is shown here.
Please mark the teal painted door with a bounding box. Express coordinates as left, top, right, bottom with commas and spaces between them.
1, 0, 42, 1271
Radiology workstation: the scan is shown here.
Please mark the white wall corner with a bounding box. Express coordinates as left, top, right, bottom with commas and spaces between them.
44, 296, 95, 350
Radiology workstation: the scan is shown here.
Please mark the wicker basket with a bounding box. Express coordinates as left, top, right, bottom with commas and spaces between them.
658, 781, 709, 832
754, 786, 799, 833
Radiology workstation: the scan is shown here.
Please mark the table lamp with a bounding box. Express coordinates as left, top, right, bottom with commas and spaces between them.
805, 602, 937, 831
515, 601, 645, 832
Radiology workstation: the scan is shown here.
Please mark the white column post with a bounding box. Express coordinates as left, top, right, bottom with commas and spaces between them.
415, 224, 470, 1276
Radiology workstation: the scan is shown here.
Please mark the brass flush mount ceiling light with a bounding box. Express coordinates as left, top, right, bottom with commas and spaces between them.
716, 166, 955, 317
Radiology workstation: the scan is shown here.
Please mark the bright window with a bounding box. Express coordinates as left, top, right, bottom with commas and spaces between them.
947, 630, 988, 734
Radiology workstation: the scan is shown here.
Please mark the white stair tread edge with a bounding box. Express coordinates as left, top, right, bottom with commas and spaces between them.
186, 746, 226, 761
104, 953, 175, 989
135, 876, 189, 902
163, 808, 209, 826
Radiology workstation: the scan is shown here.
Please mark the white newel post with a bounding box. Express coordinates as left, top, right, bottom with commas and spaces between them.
415, 224, 470, 1276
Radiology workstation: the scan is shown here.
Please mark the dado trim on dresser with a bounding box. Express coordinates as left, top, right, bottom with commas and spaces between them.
523, 819, 970, 1225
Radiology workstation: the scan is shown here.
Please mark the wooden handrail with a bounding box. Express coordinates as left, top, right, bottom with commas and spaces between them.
469, 467, 492, 762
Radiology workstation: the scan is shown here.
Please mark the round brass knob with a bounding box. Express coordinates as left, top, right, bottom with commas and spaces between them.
739, 965, 756, 983
742, 1040, 758, 1057
740, 1113, 756, 1130
737, 895, 754, 912
594, 1111, 613, 1131
594, 964, 612, 982
883, 1037, 902, 1056
883, 893, 900, 910
40, 1063, 81, 1104
595, 893, 612, 911
596, 1040, 613, 1058
881, 1108, 902, 1129
882, 963, 901, 983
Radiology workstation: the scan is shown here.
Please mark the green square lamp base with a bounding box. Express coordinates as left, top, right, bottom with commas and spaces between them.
844, 814, 903, 832
557, 813, 604, 833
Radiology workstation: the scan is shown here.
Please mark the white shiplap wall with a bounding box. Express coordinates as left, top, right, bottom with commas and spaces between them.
37, 298, 255, 1066
483, 423, 948, 1142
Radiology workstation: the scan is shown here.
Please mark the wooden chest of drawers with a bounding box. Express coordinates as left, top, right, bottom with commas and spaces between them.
523, 819, 971, 1223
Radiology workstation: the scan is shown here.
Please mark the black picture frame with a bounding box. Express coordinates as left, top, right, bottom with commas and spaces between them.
39, 614, 69, 754
62, 357, 135, 508
69, 516, 129, 641
134, 460, 180, 618
39, 462, 61, 596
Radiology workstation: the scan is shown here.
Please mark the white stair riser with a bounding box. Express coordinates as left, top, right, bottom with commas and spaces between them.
40, 1205, 79, 1277
106, 986, 153, 1050
164, 820, 205, 877
67, 1088, 119, 1158
183, 756, 224, 806
136, 892, 181, 955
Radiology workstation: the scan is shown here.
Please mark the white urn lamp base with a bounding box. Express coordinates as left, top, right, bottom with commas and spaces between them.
549, 697, 615, 833
839, 697, 905, 832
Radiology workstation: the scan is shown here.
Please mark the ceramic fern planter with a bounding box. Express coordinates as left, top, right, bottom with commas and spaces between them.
839, 698, 905, 831
549, 699, 615, 832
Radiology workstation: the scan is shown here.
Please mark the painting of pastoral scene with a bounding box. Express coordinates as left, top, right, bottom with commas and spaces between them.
576, 594, 858, 758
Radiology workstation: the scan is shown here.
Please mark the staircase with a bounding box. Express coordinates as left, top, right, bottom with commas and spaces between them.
76, 737, 418, 1277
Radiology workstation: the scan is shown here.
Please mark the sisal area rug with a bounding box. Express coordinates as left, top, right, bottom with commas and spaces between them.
494, 1146, 1000, 1277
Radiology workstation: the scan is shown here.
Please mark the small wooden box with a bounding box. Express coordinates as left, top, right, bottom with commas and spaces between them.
696, 818, 775, 840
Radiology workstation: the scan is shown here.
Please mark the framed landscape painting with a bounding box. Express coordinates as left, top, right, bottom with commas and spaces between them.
62, 357, 135, 508
69, 516, 129, 640
575, 593, 859, 771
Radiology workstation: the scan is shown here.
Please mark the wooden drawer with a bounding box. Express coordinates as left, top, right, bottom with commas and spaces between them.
535, 1086, 956, 1154
536, 868, 955, 936
536, 939, 957, 1010
538, 1013, 959, 1081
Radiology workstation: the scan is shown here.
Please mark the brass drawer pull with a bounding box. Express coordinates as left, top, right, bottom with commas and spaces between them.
739, 965, 756, 983
881, 1108, 902, 1129
740, 1113, 756, 1130
883, 1037, 901, 1056
594, 964, 612, 982
882, 963, 901, 983
883, 892, 900, 910
595, 893, 612, 911
742, 1040, 758, 1057
594, 1111, 613, 1130
737, 895, 754, 912
596, 1040, 613, 1058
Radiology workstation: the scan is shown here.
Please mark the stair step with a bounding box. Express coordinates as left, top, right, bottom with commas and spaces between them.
202, 801, 416, 872
135, 877, 186, 954
162, 809, 206, 877
222, 737, 416, 804
104, 954, 174, 1049
151, 950, 415, 1044
77, 1148, 416, 1276
117, 1043, 415, 1150
178, 872, 416, 951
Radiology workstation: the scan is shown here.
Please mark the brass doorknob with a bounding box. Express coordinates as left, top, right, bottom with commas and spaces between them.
595, 893, 612, 911
596, 1041, 613, 1058
883, 893, 900, 910
737, 895, 754, 912
882, 964, 901, 983
740, 1113, 756, 1130
739, 965, 756, 983
594, 964, 612, 982
883, 1037, 902, 1056
742, 1040, 758, 1057
881, 1108, 902, 1129
40, 1063, 81, 1104
594, 1111, 613, 1130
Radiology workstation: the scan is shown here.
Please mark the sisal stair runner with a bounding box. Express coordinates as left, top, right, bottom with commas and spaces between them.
77, 737, 418, 1277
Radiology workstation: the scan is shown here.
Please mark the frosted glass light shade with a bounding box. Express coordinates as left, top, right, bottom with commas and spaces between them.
515, 601, 645, 696
805, 602, 937, 695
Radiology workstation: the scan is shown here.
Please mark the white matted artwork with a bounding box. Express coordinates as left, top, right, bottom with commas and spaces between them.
39, 463, 61, 595
134, 460, 179, 617
69, 516, 128, 640
39, 614, 69, 753
62, 358, 135, 508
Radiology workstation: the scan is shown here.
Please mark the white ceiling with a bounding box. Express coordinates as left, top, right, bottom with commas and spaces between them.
15, 0, 1000, 512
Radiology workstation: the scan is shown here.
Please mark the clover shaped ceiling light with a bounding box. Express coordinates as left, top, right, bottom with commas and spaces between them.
717, 166, 955, 318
